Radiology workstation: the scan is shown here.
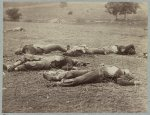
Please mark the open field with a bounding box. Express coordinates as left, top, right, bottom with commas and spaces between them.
3, 2, 148, 112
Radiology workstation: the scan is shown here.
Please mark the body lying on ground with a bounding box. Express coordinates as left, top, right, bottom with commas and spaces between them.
63, 44, 136, 56
4, 54, 88, 72
15, 44, 67, 55
4, 27, 25, 32
43, 64, 141, 86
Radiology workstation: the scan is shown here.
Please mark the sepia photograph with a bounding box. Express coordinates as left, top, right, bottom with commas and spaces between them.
2, 0, 148, 113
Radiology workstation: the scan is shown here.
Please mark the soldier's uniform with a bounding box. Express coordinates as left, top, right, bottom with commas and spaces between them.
15, 44, 67, 55
43, 64, 141, 86
6, 54, 88, 71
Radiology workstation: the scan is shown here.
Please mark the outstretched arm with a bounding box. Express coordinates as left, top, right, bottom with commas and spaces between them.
116, 75, 141, 86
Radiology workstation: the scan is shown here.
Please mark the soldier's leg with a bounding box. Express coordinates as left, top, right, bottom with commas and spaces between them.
60, 70, 89, 80
14, 64, 27, 71
58, 71, 101, 86
6, 55, 27, 71
4, 61, 22, 72
64, 70, 89, 79
43, 70, 89, 81
15, 60, 50, 71
7, 54, 43, 71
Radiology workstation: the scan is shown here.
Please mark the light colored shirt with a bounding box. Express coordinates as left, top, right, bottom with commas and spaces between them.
47, 70, 67, 80
67, 45, 88, 53
111, 45, 118, 53
100, 65, 120, 77
103, 45, 118, 53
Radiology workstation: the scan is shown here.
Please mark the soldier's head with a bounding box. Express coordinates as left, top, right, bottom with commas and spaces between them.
67, 45, 70, 50
128, 48, 136, 55
15, 48, 23, 55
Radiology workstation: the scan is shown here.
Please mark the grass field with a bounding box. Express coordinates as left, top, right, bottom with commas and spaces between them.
3, 2, 148, 112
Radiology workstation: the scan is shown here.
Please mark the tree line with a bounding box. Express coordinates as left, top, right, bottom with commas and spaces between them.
5, 2, 140, 21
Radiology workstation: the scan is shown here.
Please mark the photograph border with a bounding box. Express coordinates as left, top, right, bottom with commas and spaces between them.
0, 0, 149, 114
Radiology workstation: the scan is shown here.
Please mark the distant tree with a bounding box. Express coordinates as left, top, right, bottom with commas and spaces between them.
105, 2, 140, 20
60, 1, 68, 8
6, 8, 22, 21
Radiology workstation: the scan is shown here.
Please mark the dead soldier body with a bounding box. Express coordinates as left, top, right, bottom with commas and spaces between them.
63, 44, 136, 56
4, 27, 25, 32
43, 64, 141, 86
15, 44, 67, 55
4, 54, 88, 72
